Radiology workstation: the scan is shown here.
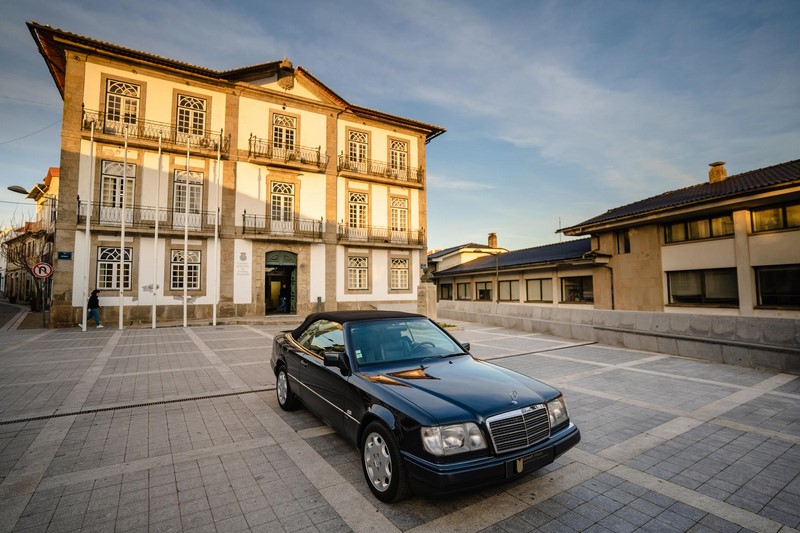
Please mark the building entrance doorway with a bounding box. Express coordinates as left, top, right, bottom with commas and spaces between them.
265, 251, 296, 315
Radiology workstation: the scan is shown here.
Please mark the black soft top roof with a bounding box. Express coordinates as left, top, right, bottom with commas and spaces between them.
292, 310, 425, 338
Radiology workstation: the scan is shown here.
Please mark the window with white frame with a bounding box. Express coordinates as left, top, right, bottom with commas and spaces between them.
349, 192, 368, 228
177, 94, 206, 136
97, 247, 132, 290
390, 140, 407, 175
170, 249, 201, 290
348, 256, 368, 290
105, 79, 139, 127
390, 258, 409, 290
271, 182, 294, 223
173, 170, 203, 228
390, 197, 408, 232
100, 160, 136, 209
272, 114, 296, 150
348, 131, 368, 163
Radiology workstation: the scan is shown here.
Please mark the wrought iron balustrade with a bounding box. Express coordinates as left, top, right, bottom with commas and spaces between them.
247, 135, 329, 168
336, 155, 423, 184
337, 224, 425, 246
82, 109, 231, 156
77, 200, 218, 232
242, 213, 323, 239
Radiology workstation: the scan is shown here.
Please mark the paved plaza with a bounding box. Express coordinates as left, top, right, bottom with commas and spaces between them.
0, 313, 798, 532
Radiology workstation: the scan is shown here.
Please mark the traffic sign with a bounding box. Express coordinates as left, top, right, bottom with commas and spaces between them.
33, 262, 53, 279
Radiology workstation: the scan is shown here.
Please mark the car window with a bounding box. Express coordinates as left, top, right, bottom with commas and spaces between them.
308, 320, 345, 355
295, 322, 317, 348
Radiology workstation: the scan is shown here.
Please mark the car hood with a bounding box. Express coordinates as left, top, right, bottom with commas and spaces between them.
359, 356, 560, 425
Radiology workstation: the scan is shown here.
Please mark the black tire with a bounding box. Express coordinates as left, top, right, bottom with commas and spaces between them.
276, 365, 300, 411
361, 421, 412, 503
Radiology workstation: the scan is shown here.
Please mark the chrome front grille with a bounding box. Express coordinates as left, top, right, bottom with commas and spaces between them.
486, 405, 550, 454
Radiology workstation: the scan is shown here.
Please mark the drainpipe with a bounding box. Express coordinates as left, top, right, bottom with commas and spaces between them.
602, 264, 615, 310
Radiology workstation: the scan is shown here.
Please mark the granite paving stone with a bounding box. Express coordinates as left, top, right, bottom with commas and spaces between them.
0, 321, 797, 532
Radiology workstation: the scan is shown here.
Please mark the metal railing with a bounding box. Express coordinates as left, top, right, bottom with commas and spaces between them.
82, 109, 231, 157
336, 155, 424, 184
242, 213, 323, 239
337, 224, 425, 246
77, 200, 218, 232
248, 136, 329, 168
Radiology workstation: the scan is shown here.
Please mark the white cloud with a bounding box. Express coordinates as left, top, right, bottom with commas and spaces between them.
427, 174, 495, 191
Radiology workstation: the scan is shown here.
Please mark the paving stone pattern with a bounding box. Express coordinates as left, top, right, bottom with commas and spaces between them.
0, 321, 798, 532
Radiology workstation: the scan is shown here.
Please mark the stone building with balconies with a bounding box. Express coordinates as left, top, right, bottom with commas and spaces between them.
28, 22, 444, 327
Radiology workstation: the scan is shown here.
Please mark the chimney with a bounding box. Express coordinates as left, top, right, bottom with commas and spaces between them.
488, 232, 497, 249
708, 161, 727, 183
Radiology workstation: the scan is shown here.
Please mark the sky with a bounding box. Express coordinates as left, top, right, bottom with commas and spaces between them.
1, 0, 798, 252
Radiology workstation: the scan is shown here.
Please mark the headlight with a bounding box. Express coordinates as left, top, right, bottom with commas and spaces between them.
421, 423, 487, 456
546, 396, 569, 429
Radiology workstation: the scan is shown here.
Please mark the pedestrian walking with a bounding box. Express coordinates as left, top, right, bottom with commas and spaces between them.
81, 289, 104, 328
277, 283, 289, 313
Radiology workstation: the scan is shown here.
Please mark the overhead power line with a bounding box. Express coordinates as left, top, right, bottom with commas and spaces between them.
0, 119, 62, 146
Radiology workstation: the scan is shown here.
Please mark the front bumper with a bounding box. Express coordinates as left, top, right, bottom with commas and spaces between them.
403, 423, 580, 496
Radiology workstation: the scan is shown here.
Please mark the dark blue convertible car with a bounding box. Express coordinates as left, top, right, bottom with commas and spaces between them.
270, 310, 580, 502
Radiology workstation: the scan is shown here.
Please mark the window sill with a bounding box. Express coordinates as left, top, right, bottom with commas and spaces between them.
663, 235, 734, 246
665, 303, 740, 308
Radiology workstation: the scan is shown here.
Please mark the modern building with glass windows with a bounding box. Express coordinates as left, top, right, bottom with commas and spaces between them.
28, 22, 444, 327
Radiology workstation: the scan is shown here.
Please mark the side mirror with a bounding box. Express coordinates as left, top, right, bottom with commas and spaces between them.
461, 342, 471, 352
324, 352, 350, 376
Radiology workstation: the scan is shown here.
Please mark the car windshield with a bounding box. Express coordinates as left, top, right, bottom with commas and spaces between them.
348, 318, 465, 367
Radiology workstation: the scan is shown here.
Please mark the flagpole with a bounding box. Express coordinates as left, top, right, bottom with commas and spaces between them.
184, 137, 189, 328
120, 127, 128, 330
153, 132, 162, 329
82, 121, 95, 332
213, 129, 221, 326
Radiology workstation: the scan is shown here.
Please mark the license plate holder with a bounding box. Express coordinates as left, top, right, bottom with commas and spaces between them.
506, 448, 554, 477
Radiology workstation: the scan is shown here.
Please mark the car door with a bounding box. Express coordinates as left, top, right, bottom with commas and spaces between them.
298, 320, 349, 433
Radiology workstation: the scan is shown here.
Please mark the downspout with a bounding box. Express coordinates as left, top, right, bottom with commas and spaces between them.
602, 264, 615, 310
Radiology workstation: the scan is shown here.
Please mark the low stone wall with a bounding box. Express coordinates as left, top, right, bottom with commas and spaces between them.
437, 301, 800, 374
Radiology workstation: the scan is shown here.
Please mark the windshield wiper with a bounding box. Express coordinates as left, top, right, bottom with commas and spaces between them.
419, 352, 464, 368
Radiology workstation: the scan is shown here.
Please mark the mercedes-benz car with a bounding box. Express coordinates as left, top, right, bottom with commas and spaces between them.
270, 310, 580, 502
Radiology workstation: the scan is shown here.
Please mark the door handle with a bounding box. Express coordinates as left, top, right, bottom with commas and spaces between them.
300, 360, 309, 367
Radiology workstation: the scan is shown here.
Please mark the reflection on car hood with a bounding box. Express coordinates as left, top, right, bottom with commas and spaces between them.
360, 356, 560, 425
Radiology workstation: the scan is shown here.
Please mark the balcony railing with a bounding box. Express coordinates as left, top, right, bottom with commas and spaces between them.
337, 155, 424, 184
242, 213, 323, 239
337, 224, 425, 246
247, 135, 329, 169
77, 200, 218, 233
82, 109, 231, 157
